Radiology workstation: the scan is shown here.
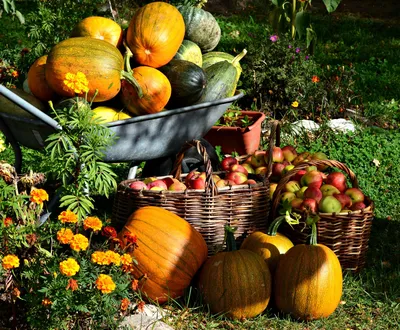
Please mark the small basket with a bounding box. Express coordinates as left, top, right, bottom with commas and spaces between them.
112, 122, 280, 254
270, 159, 374, 273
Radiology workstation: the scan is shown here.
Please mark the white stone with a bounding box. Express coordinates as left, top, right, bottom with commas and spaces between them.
118, 314, 174, 330
326, 118, 356, 133
290, 120, 320, 135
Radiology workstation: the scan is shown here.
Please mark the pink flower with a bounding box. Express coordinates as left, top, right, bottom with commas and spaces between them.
269, 35, 279, 42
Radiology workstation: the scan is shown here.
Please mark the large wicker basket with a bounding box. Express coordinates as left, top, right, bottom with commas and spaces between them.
270, 159, 374, 273
112, 122, 280, 254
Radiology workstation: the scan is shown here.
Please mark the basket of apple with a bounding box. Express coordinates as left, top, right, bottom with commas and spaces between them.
269, 159, 374, 273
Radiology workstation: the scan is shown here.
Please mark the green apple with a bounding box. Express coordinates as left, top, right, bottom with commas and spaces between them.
318, 196, 342, 213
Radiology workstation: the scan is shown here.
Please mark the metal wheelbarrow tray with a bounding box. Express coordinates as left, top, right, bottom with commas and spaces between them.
0, 84, 243, 170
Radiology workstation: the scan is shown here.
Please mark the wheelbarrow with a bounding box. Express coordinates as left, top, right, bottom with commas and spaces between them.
0, 84, 243, 221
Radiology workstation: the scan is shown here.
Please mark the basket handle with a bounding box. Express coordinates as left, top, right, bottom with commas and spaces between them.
270, 159, 359, 220
263, 119, 281, 180
170, 139, 218, 196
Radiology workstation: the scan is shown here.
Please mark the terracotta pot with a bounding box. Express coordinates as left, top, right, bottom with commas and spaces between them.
204, 110, 266, 155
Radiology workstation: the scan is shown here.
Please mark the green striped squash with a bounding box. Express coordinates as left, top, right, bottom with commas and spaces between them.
173, 40, 203, 67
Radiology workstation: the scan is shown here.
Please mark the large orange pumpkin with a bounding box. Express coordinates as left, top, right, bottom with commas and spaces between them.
126, 2, 185, 68
27, 55, 59, 102
45, 37, 124, 102
118, 206, 208, 303
70, 16, 123, 47
274, 222, 343, 320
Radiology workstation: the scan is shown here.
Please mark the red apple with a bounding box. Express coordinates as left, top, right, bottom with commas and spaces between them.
225, 171, 248, 185
129, 180, 148, 190
320, 184, 341, 196
162, 177, 180, 188
242, 163, 255, 174
229, 164, 249, 176
255, 166, 268, 176
303, 187, 323, 203
185, 170, 200, 186
300, 198, 318, 213
244, 179, 257, 185
345, 188, 365, 203
147, 179, 168, 191
291, 197, 304, 210
318, 196, 342, 213
350, 201, 367, 211
251, 150, 267, 168
293, 169, 307, 183
188, 175, 206, 189
168, 181, 187, 191
221, 156, 238, 171
333, 193, 352, 209
271, 146, 284, 163
300, 170, 323, 189
284, 180, 301, 193
292, 152, 311, 166
281, 145, 298, 162
325, 172, 347, 193
271, 163, 286, 180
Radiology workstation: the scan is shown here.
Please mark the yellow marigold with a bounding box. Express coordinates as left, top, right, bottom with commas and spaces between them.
291, 101, 299, 108
83, 216, 103, 232
63, 71, 89, 94
42, 298, 52, 307
59, 258, 80, 277
30, 188, 49, 204
95, 274, 116, 294
91, 251, 110, 265
121, 253, 133, 266
69, 234, 89, 252
121, 298, 130, 311
58, 210, 78, 224
0, 137, 5, 153
2, 254, 20, 270
57, 228, 74, 244
105, 250, 121, 266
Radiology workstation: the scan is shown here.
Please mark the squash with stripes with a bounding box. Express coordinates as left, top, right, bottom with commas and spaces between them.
118, 206, 208, 303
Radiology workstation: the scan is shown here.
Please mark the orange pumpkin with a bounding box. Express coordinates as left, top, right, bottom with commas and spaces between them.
27, 55, 58, 102
126, 2, 185, 68
70, 16, 123, 47
118, 206, 208, 303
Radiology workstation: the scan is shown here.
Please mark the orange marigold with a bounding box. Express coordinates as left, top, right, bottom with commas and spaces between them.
91, 251, 110, 265
131, 279, 139, 291
2, 254, 20, 270
3, 217, 13, 227
120, 298, 130, 311
83, 216, 103, 232
311, 75, 320, 83
121, 253, 133, 266
66, 278, 79, 291
105, 250, 121, 266
124, 233, 138, 244
69, 234, 89, 252
58, 210, 78, 224
95, 274, 116, 294
30, 188, 49, 204
59, 258, 80, 277
42, 298, 52, 307
57, 228, 74, 244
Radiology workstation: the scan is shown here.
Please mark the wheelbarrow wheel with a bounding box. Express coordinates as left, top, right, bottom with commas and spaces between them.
141, 138, 220, 177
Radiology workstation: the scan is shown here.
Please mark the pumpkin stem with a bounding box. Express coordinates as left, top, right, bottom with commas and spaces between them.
224, 225, 238, 251
195, 0, 208, 8
268, 210, 301, 236
121, 43, 143, 98
231, 49, 247, 66
310, 222, 318, 245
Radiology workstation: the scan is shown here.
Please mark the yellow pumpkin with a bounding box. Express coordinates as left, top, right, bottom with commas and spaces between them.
92, 106, 131, 123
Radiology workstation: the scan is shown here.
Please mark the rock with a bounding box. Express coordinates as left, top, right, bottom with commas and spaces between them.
291, 120, 320, 135
326, 118, 356, 133
118, 314, 174, 330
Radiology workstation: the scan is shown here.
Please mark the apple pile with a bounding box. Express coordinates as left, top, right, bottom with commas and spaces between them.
275, 167, 367, 214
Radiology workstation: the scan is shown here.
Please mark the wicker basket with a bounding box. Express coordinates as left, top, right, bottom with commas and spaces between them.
270, 159, 374, 273
111, 121, 280, 254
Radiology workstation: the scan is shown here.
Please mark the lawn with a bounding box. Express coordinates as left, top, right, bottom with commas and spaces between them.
0, 1, 400, 329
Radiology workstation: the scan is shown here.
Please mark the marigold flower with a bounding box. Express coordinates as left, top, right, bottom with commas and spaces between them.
83, 216, 103, 232
63, 71, 89, 94
105, 250, 121, 266
57, 228, 74, 244
3, 217, 13, 227
291, 101, 299, 108
69, 234, 89, 252
11, 70, 19, 78
30, 188, 49, 204
102, 226, 117, 238
121, 253, 133, 266
66, 278, 79, 291
91, 251, 109, 265
42, 298, 52, 307
121, 298, 130, 311
312, 75, 320, 83
59, 258, 80, 277
95, 274, 116, 294
124, 233, 138, 244
2, 254, 20, 270
58, 210, 78, 224
131, 279, 139, 291
0, 137, 5, 153
269, 34, 279, 42
137, 300, 146, 313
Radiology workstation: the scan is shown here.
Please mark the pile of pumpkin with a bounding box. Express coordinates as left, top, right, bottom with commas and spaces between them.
120, 205, 343, 321
24, 1, 246, 122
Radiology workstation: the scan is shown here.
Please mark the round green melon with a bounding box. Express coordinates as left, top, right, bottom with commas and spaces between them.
174, 40, 203, 67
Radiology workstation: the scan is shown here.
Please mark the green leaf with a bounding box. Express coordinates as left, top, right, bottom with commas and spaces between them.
295, 11, 310, 39
322, 0, 342, 13
15, 10, 25, 24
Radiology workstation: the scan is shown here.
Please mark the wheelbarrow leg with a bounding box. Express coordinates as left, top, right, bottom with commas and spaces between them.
0, 116, 22, 173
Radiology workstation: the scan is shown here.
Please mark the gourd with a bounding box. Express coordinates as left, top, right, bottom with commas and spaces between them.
173, 40, 203, 67
240, 214, 294, 273
45, 37, 131, 103
126, 2, 185, 68
274, 218, 343, 320
198, 226, 271, 320
27, 55, 59, 102
197, 49, 246, 103
159, 59, 206, 109
118, 206, 208, 303
92, 106, 131, 123
177, 2, 221, 52
70, 16, 123, 47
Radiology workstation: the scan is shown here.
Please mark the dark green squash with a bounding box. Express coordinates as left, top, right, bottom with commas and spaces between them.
159, 59, 206, 109
173, 40, 202, 67
177, 4, 221, 52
